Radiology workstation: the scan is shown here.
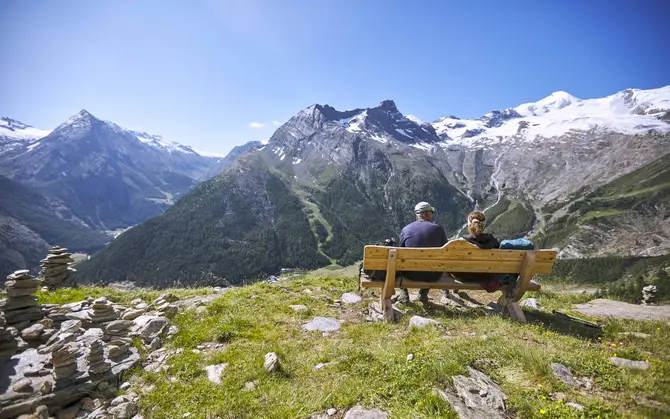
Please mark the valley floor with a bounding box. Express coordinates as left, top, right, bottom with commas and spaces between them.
35, 276, 670, 419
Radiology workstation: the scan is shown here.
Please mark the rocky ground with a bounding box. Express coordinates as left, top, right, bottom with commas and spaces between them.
1, 275, 669, 419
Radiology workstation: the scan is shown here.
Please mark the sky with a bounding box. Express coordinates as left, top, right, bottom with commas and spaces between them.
1, 0, 669, 156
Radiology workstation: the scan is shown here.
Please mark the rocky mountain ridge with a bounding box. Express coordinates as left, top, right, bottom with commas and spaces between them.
77, 85, 670, 286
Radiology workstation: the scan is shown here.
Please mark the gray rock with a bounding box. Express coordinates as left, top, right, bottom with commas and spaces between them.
437, 366, 507, 419
80, 397, 96, 412
341, 293, 362, 304
567, 402, 584, 411
264, 352, 280, 372
204, 363, 228, 384
60, 319, 83, 334
121, 309, 145, 321
108, 402, 139, 419
289, 304, 308, 311
617, 332, 651, 339
303, 317, 341, 332
609, 357, 650, 370
12, 377, 33, 392
520, 298, 540, 310
104, 320, 134, 334
343, 405, 389, 419
551, 363, 579, 388
244, 381, 256, 391
150, 337, 162, 351
327, 408, 337, 416
112, 395, 131, 406
409, 315, 440, 329
136, 316, 170, 342
56, 405, 80, 419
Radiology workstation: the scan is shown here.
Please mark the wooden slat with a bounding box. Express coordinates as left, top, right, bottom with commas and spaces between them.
360, 276, 541, 292
363, 258, 555, 274
363, 241, 557, 263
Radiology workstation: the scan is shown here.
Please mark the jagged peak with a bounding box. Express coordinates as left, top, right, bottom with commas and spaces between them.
377, 100, 398, 112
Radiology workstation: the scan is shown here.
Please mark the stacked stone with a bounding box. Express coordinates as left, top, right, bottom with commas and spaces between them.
103, 320, 133, 358
642, 285, 658, 305
87, 339, 111, 375
0, 314, 19, 362
51, 341, 80, 380
89, 297, 118, 328
40, 246, 76, 290
1, 270, 43, 330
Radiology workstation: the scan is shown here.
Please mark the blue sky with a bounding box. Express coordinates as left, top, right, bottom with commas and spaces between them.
1, 0, 669, 155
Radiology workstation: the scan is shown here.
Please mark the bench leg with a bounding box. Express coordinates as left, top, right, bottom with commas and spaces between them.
380, 249, 398, 322
497, 288, 527, 324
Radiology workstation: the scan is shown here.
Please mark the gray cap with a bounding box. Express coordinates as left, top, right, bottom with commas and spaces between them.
414, 201, 434, 214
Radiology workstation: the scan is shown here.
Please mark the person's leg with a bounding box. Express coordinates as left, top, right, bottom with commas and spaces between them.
397, 288, 410, 304
418, 288, 429, 304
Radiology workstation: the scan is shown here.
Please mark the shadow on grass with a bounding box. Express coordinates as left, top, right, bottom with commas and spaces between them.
525, 309, 604, 340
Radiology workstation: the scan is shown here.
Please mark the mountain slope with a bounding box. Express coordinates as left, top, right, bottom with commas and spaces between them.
78, 86, 670, 286
0, 110, 219, 230
0, 175, 110, 276
201, 140, 263, 180
77, 100, 472, 285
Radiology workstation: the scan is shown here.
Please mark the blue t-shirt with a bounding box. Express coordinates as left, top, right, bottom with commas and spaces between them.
399, 221, 447, 282
399, 221, 448, 248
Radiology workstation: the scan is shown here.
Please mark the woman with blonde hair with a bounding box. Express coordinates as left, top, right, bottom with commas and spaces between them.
464, 210, 500, 249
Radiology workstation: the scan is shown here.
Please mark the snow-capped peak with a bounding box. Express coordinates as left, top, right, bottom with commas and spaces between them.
0, 117, 51, 142
130, 130, 198, 155
514, 91, 581, 117
405, 114, 423, 125
432, 85, 670, 145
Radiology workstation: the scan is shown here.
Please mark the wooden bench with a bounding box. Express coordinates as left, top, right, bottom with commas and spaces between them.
359, 240, 558, 323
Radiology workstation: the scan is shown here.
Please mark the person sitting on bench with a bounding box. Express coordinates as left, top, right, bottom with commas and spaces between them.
449, 210, 502, 292
396, 201, 448, 304
463, 210, 500, 249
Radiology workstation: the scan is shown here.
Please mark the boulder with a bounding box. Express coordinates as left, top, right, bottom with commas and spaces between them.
302, 317, 341, 332
409, 316, 440, 329
264, 352, 280, 372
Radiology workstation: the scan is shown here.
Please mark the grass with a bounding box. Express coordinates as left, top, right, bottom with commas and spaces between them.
35, 286, 216, 306
42, 276, 666, 419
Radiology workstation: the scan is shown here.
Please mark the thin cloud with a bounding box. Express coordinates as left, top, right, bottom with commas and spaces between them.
249, 122, 265, 129
272, 120, 282, 126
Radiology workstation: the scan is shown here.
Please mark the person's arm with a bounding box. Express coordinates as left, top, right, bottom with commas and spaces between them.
440, 225, 448, 246
399, 228, 407, 247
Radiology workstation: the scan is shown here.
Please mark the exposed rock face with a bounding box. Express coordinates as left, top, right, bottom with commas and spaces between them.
39, 246, 76, 290
1, 270, 44, 332
437, 366, 507, 419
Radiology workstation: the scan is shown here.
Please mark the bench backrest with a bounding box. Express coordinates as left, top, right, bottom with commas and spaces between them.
363, 240, 557, 274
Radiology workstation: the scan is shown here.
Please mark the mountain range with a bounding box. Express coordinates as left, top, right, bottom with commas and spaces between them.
75, 85, 670, 287
0, 111, 224, 275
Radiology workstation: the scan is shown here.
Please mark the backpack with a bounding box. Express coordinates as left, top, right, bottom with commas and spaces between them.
360, 238, 396, 281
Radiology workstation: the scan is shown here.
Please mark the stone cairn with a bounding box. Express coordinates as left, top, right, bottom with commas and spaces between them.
87, 339, 111, 375
90, 297, 118, 327
103, 320, 133, 358
40, 245, 76, 290
0, 313, 19, 362
51, 341, 80, 381
1, 270, 44, 331
642, 285, 657, 305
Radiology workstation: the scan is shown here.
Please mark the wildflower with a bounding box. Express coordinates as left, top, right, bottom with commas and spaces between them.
612, 343, 617, 347
558, 400, 563, 404
613, 353, 617, 357
416, 401, 423, 407
540, 409, 547, 414
537, 384, 542, 388
541, 395, 547, 400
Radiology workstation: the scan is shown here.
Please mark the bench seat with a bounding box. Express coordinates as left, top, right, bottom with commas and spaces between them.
360, 274, 542, 292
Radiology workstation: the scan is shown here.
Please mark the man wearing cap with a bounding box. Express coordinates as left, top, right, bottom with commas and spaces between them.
397, 201, 448, 304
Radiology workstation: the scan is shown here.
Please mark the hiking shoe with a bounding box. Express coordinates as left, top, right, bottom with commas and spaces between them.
396, 289, 410, 304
